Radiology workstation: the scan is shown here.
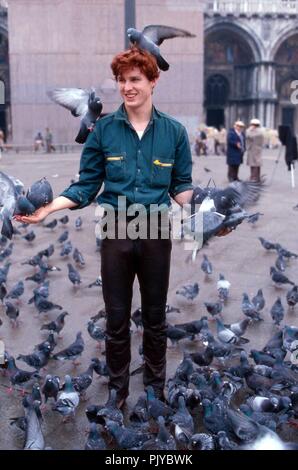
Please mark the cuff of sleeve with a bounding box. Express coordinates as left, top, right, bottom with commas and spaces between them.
169, 184, 194, 198
59, 189, 88, 211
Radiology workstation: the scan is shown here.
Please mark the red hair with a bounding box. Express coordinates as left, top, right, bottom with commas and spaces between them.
111, 47, 160, 81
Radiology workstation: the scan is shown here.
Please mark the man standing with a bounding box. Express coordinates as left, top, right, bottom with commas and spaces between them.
15, 47, 193, 406
246, 118, 264, 182
226, 120, 246, 181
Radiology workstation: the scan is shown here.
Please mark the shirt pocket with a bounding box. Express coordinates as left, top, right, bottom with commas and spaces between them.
104, 153, 126, 182
151, 158, 174, 188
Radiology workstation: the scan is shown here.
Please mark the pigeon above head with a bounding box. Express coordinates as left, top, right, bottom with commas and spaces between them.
47, 87, 103, 143
127, 24, 196, 71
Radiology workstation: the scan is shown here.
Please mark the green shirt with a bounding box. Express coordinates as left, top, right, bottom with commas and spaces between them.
60, 104, 193, 212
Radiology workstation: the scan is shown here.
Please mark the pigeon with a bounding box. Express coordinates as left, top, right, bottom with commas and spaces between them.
67, 263, 81, 286
87, 320, 106, 345
286, 285, 298, 308
17, 343, 51, 370
0, 283, 7, 303
258, 237, 277, 251
270, 267, 295, 287
275, 243, 298, 259
176, 282, 199, 301
166, 324, 195, 346
23, 401, 45, 450
224, 318, 251, 337
60, 240, 72, 257
52, 331, 84, 364
270, 297, 284, 326
251, 288, 265, 312
6, 280, 24, 301
70, 362, 95, 397
43, 219, 57, 230
40, 311, 69, 335
275, 254, 286, 272
47, 87, 103, 143
247, 212, 264, 225
131, 308, 143, 329
242, 293, 263, 321
34, 293, 63, 315
85, 423, 106, 450
38, 244, 54, 258
88, 276, 102, 288
217, 274, 230, 302
201, 254, 212, 275
59, 215, 69, 225
4, 301, 20, 327
0, 171, 25, 239
73, 247, 85, 267
75, 216, 82, 230
57, 230, 68, 244
52, 375, 80, 419
215, 318, 238, 344
42, 374, 60, 403
22, 230, 36, 243
7, 357, 40, 390
127, 25, 196, 71
204, 301, 222, 318
189, 433, 215, 450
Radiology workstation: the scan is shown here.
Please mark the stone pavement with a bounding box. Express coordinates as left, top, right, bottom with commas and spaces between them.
0, 147, 297, 449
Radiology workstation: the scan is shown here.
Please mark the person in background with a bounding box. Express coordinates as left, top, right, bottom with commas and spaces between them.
34, 131, 44, 152
194, 127, 207, 156
245, 118, 264, 182
45, 127, 56, 153
226, 120, 246, 181
217, 125, 227, 155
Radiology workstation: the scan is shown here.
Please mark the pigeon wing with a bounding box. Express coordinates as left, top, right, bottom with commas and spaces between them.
47, 88, 91, 117
142, 25, 196, 46
228, 179, 265, 208
0, 171, 18, 217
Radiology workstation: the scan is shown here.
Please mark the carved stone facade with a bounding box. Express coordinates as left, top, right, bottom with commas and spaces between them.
204, 1, 298, 131
7, 0, 203, 144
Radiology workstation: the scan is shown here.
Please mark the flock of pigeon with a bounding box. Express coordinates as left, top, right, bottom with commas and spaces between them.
0, 167, 298, 450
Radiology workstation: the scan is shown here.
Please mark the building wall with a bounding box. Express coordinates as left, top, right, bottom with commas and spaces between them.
7, 0, 203, 144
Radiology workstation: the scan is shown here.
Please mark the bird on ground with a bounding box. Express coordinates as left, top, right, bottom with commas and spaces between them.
204, 301, 222, 319
247, 212, 264, 225
270, 297, 284, 326
40, 311, 69, 335
176, 282, 199, 301
6, 280, 24, 301
38, 244, 54, 258
59, 215, 69, 225
251, 288, 265, 312
88, 276, 102, 288
217, 274, 230, 302
52, 331, 84, 364
57, 230, 68, 244
34, 293, 63, 315
275, 243, 298, 259
201, 254, 212, 275
52, 375, 80, 420
87, 320, 106, 345
224, 318, 251, 338
242, 293, 263, 321
17, 342, 51, 370
270, 267, 295, 287
75, 216, 82, 230
23, 401, 45, 450
42, 374, 60, 403
127, 25, 196, 71
85, 423, 106, 450
4, 301, 20, 327
286, 285, 298, 308
258, 237, 277, 251
43, 219, 57, 230
73, 247, 85, 267
67, 263, 81, 287
7, 356, 40, 391
47, 88, 103, 143
22, 230, 36, 243
275, 254, 286, 272
60, 240, 72, 257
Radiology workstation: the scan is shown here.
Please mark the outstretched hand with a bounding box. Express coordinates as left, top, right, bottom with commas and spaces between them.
14, 205, 50, 224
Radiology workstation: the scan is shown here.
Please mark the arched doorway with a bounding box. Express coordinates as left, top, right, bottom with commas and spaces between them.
204, 28, 256, 128
274, 33, 298, 133
205, 74, 229, 129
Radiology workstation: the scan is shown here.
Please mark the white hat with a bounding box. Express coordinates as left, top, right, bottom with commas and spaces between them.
234, 120, 245, 127
250, 118, 261, 126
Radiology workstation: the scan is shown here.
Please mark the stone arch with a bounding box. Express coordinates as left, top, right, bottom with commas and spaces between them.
270, 26, 298, 62
204, 21, 263, 63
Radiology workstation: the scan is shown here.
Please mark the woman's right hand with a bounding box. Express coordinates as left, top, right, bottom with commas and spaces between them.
14, 205, 51, 224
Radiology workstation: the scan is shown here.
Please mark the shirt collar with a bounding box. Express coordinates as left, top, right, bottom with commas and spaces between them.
114, 103, 161, 122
